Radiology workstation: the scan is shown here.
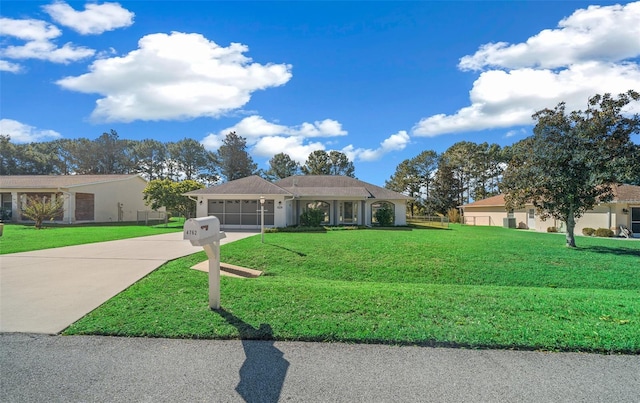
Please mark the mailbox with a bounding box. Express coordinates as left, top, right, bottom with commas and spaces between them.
183, 216, 226, 246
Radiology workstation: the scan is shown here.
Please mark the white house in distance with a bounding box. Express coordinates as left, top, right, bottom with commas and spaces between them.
0, 174, 152, 224
185, 175, 410, 229
460, 184, 640, 237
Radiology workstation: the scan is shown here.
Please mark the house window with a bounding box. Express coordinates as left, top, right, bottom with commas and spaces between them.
305, 201, 330, 224
631, 207, 640, 234
371, 201, 395, 225
0, 193, 11, 220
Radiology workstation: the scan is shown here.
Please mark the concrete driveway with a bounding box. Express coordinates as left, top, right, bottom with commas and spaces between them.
0, 231, 257, 334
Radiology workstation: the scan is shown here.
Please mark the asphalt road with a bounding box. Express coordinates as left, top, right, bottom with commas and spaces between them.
1, 333, 639, 402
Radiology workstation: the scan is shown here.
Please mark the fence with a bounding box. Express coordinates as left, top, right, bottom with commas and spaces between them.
137, 210, 168, 226
462, 216, 493, 226
407, 215, 449, 229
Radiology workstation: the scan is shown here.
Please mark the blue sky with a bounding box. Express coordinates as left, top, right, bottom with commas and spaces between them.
2, 1, 639, 186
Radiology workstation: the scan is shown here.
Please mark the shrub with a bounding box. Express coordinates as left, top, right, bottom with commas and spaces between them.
547, 226, 558, 233
594, 228, 614, 238
300, 208, 325, 227
374, 206, 394, 226
447, 208, 460, 224
21, 195, 64, 229
582, 227, 596, 236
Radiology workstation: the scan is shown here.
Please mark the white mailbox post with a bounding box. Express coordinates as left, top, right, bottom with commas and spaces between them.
184, 216, 226, 310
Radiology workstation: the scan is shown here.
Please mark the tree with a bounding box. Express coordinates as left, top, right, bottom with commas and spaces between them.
411, 150, 439, 214
265, 152, 300, 180
143, 179, 204, 218
432, 155, 460, 214
93, 130, 135, 174
0, 135, 19, 175
501, 91, 640, 248
21, 195, 64, 229
168, 138, 217, 183
301, 150, 355, 177
131, 139, 167, 180
217, 132, 257, 182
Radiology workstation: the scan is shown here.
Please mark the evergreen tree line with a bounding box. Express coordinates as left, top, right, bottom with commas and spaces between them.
385, 141, 509, 216
0, 130, 356, 184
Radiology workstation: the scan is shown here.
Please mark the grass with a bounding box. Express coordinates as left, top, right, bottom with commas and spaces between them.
0, 220, 184, 254
64, 225, 640, 353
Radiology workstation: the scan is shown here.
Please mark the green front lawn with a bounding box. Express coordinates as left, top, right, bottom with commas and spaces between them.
0, 220, 184, 254
64, 226, 640, 353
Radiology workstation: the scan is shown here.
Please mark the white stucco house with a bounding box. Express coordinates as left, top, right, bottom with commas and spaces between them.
460, 184, 640, 237
185, 175, 411, 229
0, 174, 153, 224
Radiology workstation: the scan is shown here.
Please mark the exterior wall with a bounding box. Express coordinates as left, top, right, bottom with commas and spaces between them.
72, 176, 149, 222
463, 202, 640, 237
195, 196, 408, 228
463, 206, 528, 229
0, 176, 149, 223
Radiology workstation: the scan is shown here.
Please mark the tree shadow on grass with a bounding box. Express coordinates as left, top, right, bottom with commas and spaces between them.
218, 309, 289, 403
581, 245, 640, 258
266, 243, 307, 257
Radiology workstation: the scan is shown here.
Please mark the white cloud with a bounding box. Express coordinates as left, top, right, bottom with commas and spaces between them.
252, 136, 326, 163
460, 2, 640, 71
43, 1, 134, 35
201, 115, 346, 161
0, 18, 61, 41
56, 32, 292, 122
0, 17, 95, 65
201, 115, 407, 163
414, 2, 640, 137
342, 130, 411, 162
0, 60, 22, 73
0, 119, 62, 143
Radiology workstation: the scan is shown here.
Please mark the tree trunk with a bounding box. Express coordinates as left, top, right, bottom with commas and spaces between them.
565, 214, 576, 248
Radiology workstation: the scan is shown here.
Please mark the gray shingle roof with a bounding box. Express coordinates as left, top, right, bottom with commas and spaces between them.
275, 175, 411, 199
614, 185, 640, 202
0, 175, 143, 189
186, 175, 410, 200
185, 175, 292, 195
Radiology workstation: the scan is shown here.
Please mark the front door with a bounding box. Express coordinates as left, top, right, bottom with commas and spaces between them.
340, 201, 357, 224
528, 209, 535, 230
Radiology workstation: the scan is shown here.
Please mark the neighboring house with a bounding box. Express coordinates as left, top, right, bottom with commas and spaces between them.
185, 175, 411, 229
0, 175, 153, 224
460, 184, 640, 237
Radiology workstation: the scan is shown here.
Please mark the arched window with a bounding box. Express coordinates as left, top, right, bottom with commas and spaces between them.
371, 201, 395, 225
305, 201, 330, 224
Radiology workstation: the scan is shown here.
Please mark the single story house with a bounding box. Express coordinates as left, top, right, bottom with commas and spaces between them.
185, 175, 411, 229
0, 174, 154, 224
460, 184, 640, 237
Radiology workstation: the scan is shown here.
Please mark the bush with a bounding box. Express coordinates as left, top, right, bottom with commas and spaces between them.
594, 228, 614, 237
447, 208, 460, 224
300, 208, 325, 227
547, 227, 558, 233
582, 227, 596, 236
374, 206, 394, 226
